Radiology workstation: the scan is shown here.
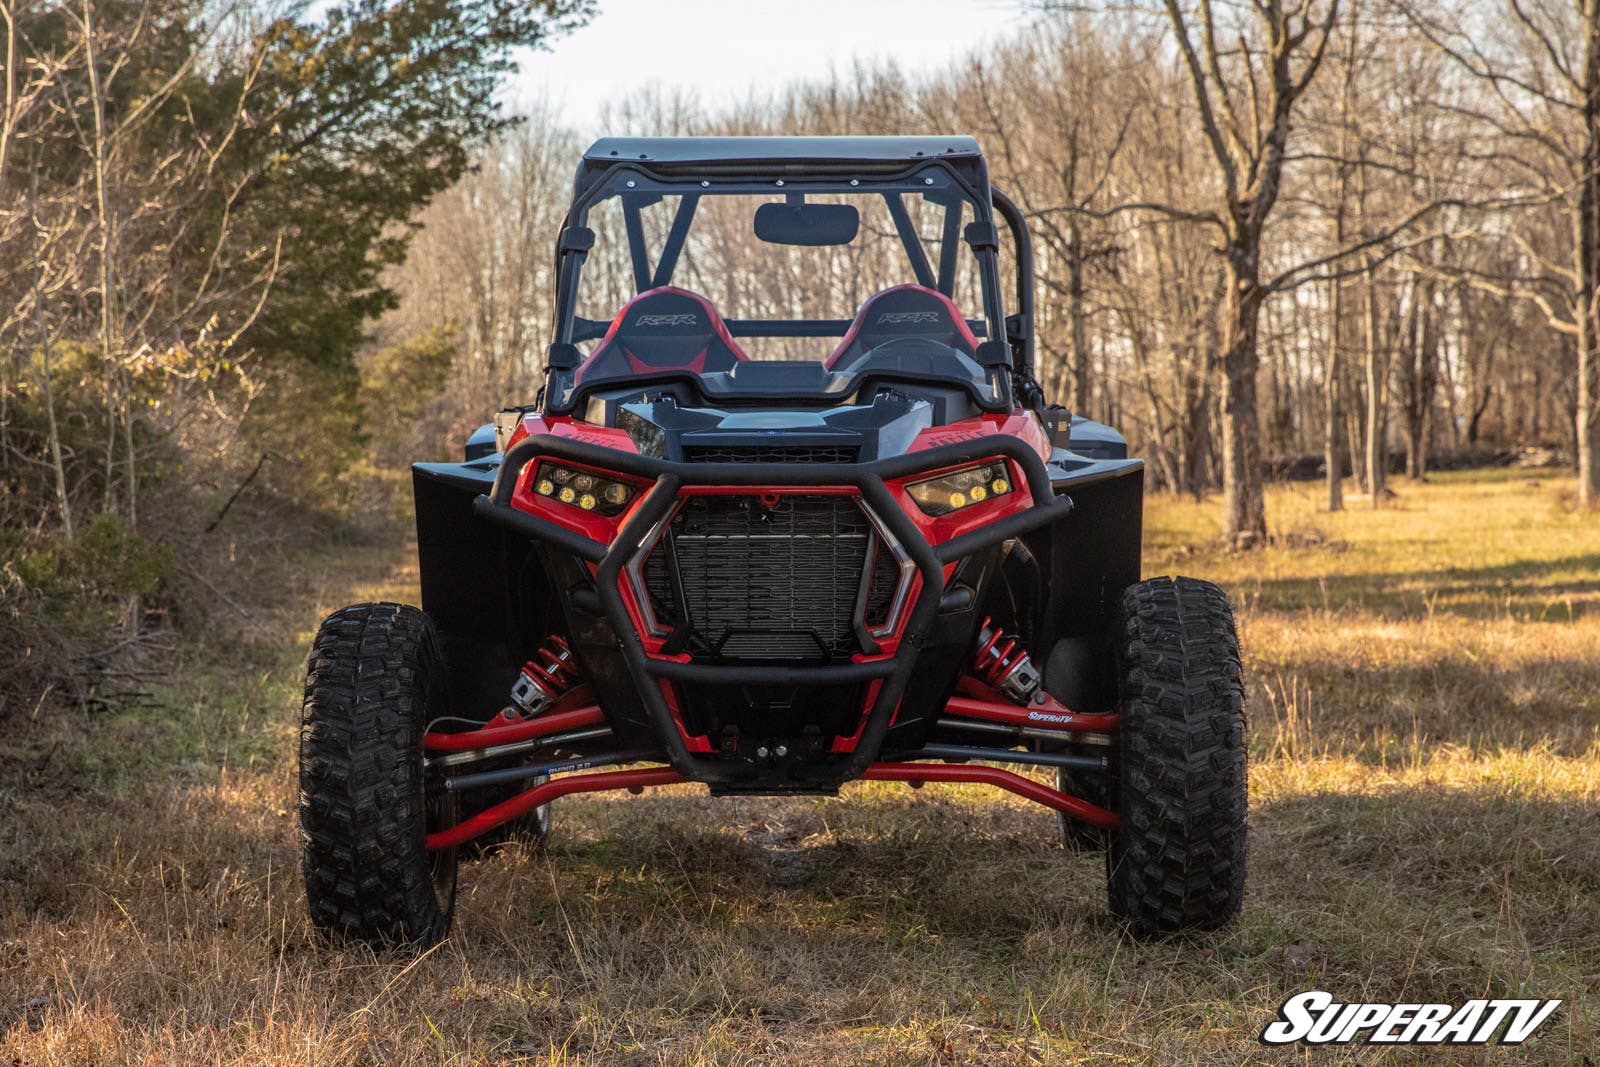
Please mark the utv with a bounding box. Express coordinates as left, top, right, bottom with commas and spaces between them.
299, 136, 1246, 948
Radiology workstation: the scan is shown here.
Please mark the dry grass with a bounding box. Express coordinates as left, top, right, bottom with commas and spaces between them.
4, 469, 1597, 1065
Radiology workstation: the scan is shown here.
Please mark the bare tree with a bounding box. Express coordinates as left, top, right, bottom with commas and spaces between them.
1404, 0, 1600, 505
962, 19, 1140, 417
1163, 0, 1340, 547
382, 3, 1574, 518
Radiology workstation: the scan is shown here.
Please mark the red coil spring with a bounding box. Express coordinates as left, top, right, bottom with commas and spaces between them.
525, 634, 580, 692
972, 617, 1027, 689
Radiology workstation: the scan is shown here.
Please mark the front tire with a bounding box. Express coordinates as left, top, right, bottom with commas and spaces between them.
299, 602, 456, 949
1106, 577, 1246, 935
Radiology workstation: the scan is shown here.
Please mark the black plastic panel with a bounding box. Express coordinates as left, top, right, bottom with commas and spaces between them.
683, 444, 859, 464
645, 495, 871, 661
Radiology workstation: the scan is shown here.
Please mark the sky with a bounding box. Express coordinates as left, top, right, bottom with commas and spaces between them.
512, 0, 1031, 138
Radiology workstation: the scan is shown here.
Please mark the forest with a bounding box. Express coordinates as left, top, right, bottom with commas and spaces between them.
386, 1, 1600, 547
1, 0, 1595, 715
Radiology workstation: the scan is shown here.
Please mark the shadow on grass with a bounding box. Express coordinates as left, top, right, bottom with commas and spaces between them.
499, 784, 1600, 1004
7, 766, 1597, 1061
526, 794, 1102, 948
1244, 785, 1600, 1005
1252, 653, 1600, 760
12, 762, 1597, 966
1237, 552, 1600, 619
473, 775, 1600, 964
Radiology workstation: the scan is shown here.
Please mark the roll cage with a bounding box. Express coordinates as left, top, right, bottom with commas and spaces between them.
540, 136, 1040, 415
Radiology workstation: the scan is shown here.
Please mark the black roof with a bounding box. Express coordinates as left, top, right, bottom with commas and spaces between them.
573, 136, 991, 195
583, 135, 983, 166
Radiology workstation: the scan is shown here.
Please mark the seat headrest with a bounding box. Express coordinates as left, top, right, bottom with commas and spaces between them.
576, 287, 747, 381
611, 289, 716, 342
826, 285, 978, 370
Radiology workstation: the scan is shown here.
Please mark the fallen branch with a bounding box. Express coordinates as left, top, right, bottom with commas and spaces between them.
205, 452, 268, 533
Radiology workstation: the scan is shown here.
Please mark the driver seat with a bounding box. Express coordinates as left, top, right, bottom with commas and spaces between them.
576, 287, 749, 381
824, 284, 979, 372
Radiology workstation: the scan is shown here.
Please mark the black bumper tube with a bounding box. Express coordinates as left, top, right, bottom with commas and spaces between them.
473, 431, 1075, 789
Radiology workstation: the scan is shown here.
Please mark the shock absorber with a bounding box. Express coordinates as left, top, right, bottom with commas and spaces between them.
972, 617, 1043, 705
506, 635, 580, 719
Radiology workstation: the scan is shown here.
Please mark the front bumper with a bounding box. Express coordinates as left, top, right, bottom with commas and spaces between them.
473, 431, 1075, 790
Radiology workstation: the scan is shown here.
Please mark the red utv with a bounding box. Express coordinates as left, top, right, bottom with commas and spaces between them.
299, 136, 1246, 948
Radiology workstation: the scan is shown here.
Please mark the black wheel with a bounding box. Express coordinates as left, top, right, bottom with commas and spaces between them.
1106, 577, 1246, 935
1055, 766, 1111, 851
459, 768, 553, 855
1042, 637, 1110, 852
525, 779, 555, 844
299, 602, 457, 949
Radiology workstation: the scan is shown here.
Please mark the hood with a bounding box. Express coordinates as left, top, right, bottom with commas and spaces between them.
612, 390, 940, 464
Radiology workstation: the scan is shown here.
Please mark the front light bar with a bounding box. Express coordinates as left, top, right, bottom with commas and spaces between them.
531, 462, 639, 516
905, 461, 1012, 516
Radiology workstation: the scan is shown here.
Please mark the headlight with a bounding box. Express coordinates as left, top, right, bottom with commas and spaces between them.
531, 463, 637, 516
905, 462, 1012, 516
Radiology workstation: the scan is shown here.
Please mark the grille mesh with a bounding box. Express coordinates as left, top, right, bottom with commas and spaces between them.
643, 495, 871, 661
682, 445, 859, 464
862, 539, 901, 629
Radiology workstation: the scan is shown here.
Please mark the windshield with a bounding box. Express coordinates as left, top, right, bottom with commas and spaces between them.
544, 164, 1006, 410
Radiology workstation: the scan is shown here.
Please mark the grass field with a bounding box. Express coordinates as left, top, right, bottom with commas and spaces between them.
4, 469, 1597, 1065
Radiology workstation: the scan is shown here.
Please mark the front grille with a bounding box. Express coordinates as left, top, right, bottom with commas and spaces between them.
862, 537, 901, 629
682, 444, 859, 464
642, 495, 872, 661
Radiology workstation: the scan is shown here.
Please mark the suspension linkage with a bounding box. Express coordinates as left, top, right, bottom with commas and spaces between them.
424, 724, 614, 769
440, 748, 659, 792
422, 703, 607, 753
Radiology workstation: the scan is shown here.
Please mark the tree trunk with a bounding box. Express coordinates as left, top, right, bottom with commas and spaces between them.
1068, 217, 1091, 418
24, 257, 74, 541
1523, 358, 1536, 441
41, 347, 74, 541
1345, 364, 1368, 494
1405, 406, 1429, 479
1325, 275, 1343, 510
1363, 263, 1387, 505
1324, 0, 1357, 512
1185, 367, 1212, 502
1219, 259, 1267, 549
1466, 306, 1499, 447
1402, 276, 1437, 481
1578, 312, 1598, 505
1579, 0, 1600, 506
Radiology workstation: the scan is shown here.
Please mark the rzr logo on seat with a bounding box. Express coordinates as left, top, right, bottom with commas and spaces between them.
875, 311, 940, 325
635, 313, 698, 327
